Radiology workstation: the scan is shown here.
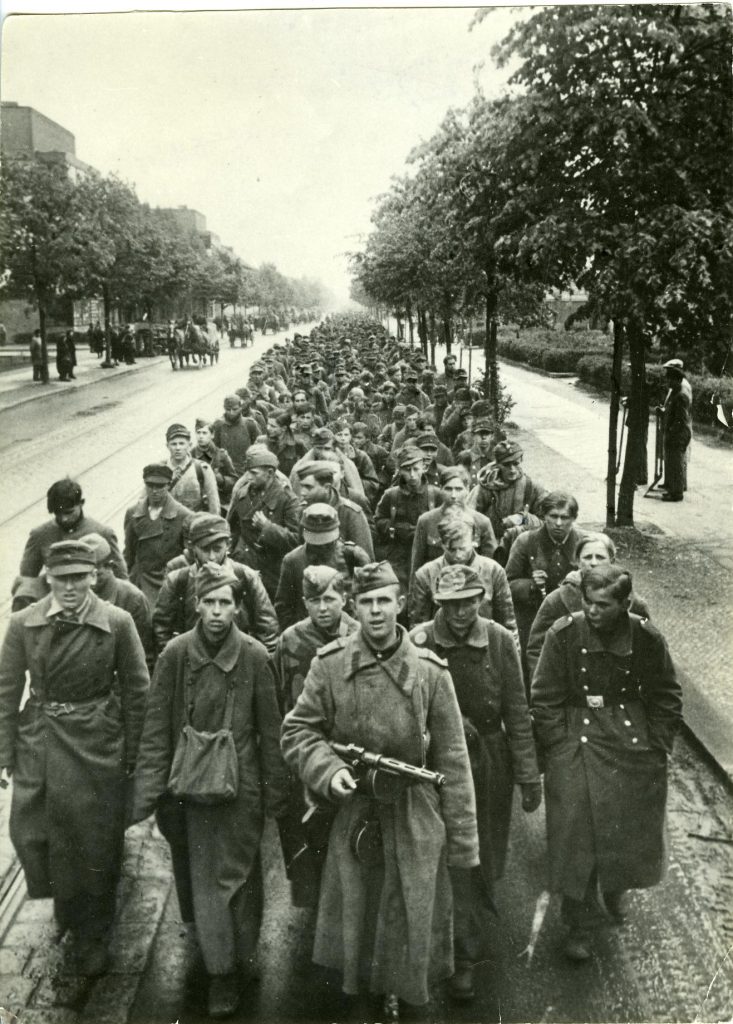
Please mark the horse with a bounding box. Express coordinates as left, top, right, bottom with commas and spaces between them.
228, 315, 254, 348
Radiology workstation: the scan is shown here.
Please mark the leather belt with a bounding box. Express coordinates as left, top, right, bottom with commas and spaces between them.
30, 692, 111, 717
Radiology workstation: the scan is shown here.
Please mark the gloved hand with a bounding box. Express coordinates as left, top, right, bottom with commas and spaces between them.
521, 781, 542, 813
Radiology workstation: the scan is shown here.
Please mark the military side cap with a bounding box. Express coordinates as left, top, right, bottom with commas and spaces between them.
493, 440, 523, 465
296, 460, 338, 480
455, 367, 469, 378
312, 427, 335, 446
195, 417, 211, 430
392, 404, 407, 416
353, 561, 400, 596
195, 561, 239, 600
47, 478, 82, 513
302, 503, 340, 544
405, 371, 419, 383
81, 532, 112, 565
302, 564, 344, 600
471, 400, 492, 418
403, 404, 420, 417
190, 513, 231, 546
143, 463, 173, 484
415, 431, 439, 450
472, 417, 494, 433
433, 384, 448, 396
422, 369, 435, 379
663, 358, 684, 372
246, 448, 278, 470
223, 394, 242, 409
45, 540, 96, 577
433, 564, 485, 602
166, 422, 190, 442
455, 387, 471, 401
397, 445, 424, 468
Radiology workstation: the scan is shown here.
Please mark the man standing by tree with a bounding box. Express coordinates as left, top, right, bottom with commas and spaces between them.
658, 359, 693, 502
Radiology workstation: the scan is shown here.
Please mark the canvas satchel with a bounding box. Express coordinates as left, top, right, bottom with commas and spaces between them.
168, 667, 238, 805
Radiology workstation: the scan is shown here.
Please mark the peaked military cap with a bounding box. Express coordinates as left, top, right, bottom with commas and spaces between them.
245, 448, 278, 470
312, 427, 335, 446
189, 513, 231, 546
47, 478, 83, 513
493, 440, 523, 465
296, 460, 338, 480
415, 431, 439, 450
143, 463, 173, 484
454, 387, 472, 402
195, 561, 239, 601
302, 503, 340, 544
397, 445, 425, 469
81, 532, 112, 565
45, 539, 96, 577
472, 417, 494, 433
353, 561, 400, 596
166, 423, 190, 442
433, 563, 485, 602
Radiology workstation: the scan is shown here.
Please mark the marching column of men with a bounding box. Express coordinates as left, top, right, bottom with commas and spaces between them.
0, 313, 682, 1021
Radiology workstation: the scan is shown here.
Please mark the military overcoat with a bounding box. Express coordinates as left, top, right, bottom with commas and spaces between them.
531, 612, 682, 900
0, 594, 149, 901
281, 628, 479, 1005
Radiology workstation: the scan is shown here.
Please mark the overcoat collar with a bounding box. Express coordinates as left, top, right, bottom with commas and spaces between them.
23, 591, 112, 633
432, 608, 488, 649
344, 626, 417, 695
187, 621, 243, 672
576, 612, 633, 656
131, 493, 180, 520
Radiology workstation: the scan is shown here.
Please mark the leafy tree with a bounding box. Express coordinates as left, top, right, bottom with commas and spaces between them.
492, 3, 733, 525
0, 157, 95, 381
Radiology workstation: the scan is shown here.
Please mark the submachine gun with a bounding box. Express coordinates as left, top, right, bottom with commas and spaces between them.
330, 741, 445, 801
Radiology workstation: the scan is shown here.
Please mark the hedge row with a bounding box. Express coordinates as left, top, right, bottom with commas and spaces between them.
575, 355, 733, 429
467, 327, 611, 373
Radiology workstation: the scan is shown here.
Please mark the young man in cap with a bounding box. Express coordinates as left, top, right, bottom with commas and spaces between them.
273, 566, 358, 717
457, 409, 506, 487
377, 402, 406, 450
426, 383, 450, 432
332, 419, 380, 507
19, 477, 128, 582
131, 561, 288, 1019
410, 562, 540, 1000
295, 463, 375, 557
124, 464, 193, 608
438, 387, 473, 449
192, 419, 238, 514
153, 512, 278, 655
658, 358, 693, 501
414, 429, 452, 487
165, 423, 220, 515
374, 445, 441, 598
409, 509, 516, 638
265, 411, 307, 477
274, 503, 370, 630
469, 440, 547, 544
212, 395, 260, 478
389, 404, 421, 453
0, 539, 149, 976
281, 561, 479, 1015
410, 466, 497, 581
290, 427, 366, 502
531, 564, 682, 962
227, 448, 300, 599
84, 532, 154, 669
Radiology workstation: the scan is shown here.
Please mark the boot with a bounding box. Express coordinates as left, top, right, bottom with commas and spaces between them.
449, 962, 475, 1001
208, 973, 240, 1019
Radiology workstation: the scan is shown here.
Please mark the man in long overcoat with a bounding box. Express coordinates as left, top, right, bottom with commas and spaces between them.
0, 540, 149, 975
124, 463, 193, 609
531, 564, 682, 961
20, 477, 128, 582
131, 562, 288, 1019
659, 358, 693, 502
281, 561, 479, 1013
410, 563, 540, 1000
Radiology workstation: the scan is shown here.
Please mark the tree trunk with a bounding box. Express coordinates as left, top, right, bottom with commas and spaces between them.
484, 289, 499, 416
443, 314, 452, 356
428, 310, 437, 367
605, 320, 625, 527
417, 307, 428, 358
617, 319, 650, 526
101, 282, 115, 368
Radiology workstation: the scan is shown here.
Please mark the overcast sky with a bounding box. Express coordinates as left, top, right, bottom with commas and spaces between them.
2, 5, 523, 304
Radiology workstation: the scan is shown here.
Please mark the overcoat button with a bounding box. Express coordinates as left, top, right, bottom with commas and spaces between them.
624, 720, 631, 727
583, 718, 590, 725
631, 737, 638, 744
580, 736, 588, 743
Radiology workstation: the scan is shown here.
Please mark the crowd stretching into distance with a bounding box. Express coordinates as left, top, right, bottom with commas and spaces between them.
0, 313, 683, 1021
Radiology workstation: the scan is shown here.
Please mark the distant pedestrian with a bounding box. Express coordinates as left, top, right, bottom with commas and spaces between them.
56, 331, 76, 381
29, 328, 44, 382
658, 358, 693, 502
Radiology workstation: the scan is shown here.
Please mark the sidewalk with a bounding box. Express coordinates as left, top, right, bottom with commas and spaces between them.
495, 357, 733, 782
0, 351, 168, 414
